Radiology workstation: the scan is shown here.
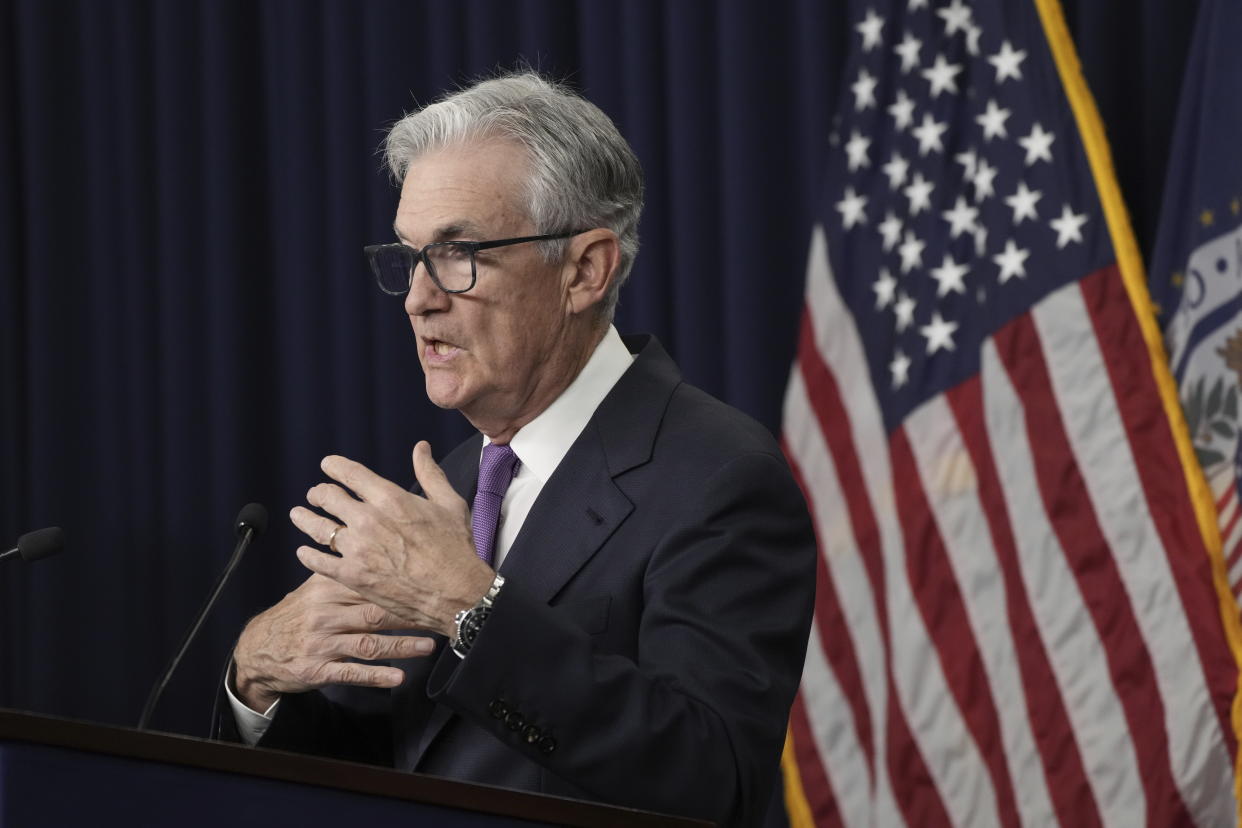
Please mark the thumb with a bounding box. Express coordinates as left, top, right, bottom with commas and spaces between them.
412, 441, 459, 505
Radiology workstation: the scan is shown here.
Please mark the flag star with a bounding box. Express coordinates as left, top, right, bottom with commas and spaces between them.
836, 187, 869, 229
973, 158, 998, 200
976, 99, 1011, 141
894, 292, 917, 331
922, 54, 964, 98
894, 33, 922, 72
909, 0, 929, 10
852, 68, 879, 111
888, 89, 916, 130
898, 231, 926, 273
845, 130, 871, 171
856, 9, 885, 51
912, 113, 948, 155
878, 211, 904, 250
882, 152, 910, 189
873, 268, 898, 309
993, 239, 1031, 283
1050, 204, 1088, 247
903, 172, 935, 215
954, 148, 978, 180
988, 40, 1027, 83
920, 311, 959, 354
965, 23, 983, 56
1019, 122, 1055, 165
1004, 181, 1042, 224
936, 0, 973, 36
890, 349, 912, 388
929, 253, 969, 297
942, 196, 979, 239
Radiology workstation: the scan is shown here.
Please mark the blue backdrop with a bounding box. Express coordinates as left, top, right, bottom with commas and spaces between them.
0, 0, 1200, 743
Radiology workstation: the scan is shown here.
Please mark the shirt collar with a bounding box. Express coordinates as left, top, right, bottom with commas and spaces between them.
483, 325, 634, 483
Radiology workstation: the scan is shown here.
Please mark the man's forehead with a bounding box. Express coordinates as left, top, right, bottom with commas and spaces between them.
393, 143, 531, 243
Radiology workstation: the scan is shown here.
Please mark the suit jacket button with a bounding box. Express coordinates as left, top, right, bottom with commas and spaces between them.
488, 699, 508, 719
523, 725, 541, 744
538, 735, 557, 754
505, 711, 525, 731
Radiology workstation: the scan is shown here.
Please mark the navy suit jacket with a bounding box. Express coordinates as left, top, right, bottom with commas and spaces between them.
221, 334, 816, 827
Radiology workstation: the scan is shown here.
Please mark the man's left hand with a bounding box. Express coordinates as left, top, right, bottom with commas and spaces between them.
290, 440, 495, 638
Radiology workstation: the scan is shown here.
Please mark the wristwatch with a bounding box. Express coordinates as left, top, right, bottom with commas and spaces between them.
451, 573, 505, 658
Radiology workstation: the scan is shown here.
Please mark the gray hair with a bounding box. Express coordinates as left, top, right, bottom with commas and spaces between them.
384, 72, 644, 322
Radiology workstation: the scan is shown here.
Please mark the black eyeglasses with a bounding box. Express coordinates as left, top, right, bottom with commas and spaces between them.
363, 230, 589, 295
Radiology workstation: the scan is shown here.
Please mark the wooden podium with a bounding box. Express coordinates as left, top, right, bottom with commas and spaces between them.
0, 709, 710, 826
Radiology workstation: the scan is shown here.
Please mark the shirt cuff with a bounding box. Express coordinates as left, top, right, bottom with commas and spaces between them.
224, 663, 280, 746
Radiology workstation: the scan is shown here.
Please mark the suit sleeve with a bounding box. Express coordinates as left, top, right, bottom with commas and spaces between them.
425, 450, 817, 827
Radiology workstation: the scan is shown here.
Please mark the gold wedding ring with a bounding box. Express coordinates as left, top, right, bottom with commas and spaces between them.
328, 525, 342, 553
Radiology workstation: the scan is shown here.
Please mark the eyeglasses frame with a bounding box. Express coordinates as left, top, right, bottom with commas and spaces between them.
363, 229, 590, 296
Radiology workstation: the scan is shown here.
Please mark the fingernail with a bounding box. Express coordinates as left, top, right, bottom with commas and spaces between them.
414, 638, 435, 654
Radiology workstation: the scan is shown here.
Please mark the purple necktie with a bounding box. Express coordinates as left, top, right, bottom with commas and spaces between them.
470, 443, 520, 566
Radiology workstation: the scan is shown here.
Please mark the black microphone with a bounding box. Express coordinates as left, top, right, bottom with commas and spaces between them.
138, 503, 268, 730
1, 527, 66, 565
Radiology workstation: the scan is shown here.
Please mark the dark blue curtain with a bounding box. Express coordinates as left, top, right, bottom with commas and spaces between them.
0, 0, 1199, 741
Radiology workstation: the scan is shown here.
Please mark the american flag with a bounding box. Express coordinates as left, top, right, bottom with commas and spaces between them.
780, 1, 1242, 825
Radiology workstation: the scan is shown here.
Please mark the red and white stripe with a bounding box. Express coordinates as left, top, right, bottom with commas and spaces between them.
1207, 466, 1242, 597
784, 225, 1238, 826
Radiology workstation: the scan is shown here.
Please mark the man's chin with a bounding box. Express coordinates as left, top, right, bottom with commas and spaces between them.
423, 377, 469, 412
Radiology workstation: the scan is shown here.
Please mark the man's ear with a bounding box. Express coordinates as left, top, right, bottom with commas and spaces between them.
563, 229, 621, 316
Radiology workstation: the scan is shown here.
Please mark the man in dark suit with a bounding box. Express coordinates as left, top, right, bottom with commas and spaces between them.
223, 72, 816, 827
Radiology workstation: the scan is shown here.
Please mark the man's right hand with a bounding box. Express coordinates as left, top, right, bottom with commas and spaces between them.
232, 573, 436, 712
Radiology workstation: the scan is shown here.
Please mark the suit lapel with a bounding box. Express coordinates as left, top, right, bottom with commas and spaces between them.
499, 430, 633, 600
501, 335, 681, 600
439, 435, 482, 502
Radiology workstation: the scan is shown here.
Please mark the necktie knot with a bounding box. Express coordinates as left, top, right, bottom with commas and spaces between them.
477, 443, 520, 495
471, 443, 520, 566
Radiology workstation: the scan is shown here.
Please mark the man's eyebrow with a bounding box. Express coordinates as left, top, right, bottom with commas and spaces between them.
392, 220, 490, 245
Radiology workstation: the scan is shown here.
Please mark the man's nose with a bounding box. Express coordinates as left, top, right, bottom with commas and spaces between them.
404, 260, 449, 315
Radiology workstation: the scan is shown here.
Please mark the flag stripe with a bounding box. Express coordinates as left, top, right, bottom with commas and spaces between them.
782, 426, 873, 826
980, 333, 1145, 826
904, 397, 1061, 827
1039, 271, 1236, 822
794, 320, 948, 828
889, 425, 1021, 828
792, 326, 879, 776
1079, 265, 1241, 767
945, 377, 1104, 828
800, 227, 956, 827
788, 686, 843, 827
994, 308, 1193, 825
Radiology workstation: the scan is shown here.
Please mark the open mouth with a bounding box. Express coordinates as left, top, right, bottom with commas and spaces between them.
424, 338, 462, 360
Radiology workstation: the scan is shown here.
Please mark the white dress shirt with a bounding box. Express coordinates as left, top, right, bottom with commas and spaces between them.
228, 326, 634, 743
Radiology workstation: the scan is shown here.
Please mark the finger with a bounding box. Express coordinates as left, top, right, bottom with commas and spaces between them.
342, 633, 436, 661
412, 441, 463, 506
297, 545, 350, 583
289, 506, 346, 549
321, 455, 408, 507
318, 661, 406, 689
304, 482, 369, 527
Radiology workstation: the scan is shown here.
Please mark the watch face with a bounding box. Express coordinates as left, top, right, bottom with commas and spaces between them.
461, 606, 492, 647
